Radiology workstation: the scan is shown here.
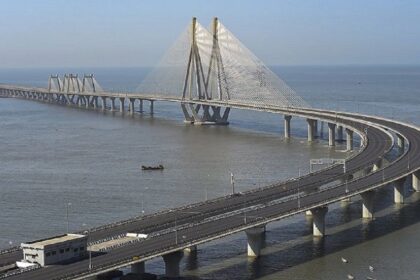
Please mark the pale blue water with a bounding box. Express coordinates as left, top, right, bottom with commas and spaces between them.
0, 65, 420, 279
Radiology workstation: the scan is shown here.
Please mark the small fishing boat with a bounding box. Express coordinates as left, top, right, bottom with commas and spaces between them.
141, 164, 164, 171
341, 257, 348, 263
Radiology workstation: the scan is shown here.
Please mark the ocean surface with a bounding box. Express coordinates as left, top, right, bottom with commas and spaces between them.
1, 65, 420, 279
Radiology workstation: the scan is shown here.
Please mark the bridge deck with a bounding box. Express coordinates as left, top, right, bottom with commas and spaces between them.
1, 85, 418, 280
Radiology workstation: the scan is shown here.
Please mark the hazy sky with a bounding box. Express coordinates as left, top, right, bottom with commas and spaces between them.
0, 0, 419, 67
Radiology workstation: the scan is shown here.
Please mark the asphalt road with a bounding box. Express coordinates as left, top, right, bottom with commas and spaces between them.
1, 87, 413, 280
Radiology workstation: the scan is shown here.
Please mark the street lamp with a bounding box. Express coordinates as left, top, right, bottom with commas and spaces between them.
345, 177, 349, 194
230, 172, 235, 194
83, 230, 92, 271
140, 194, 145, 216
66, 202, 72, 233
172, 210, 201, 245
297, 168, 301, 208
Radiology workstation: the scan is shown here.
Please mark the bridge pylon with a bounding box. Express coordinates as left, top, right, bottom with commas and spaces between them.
181, 17, 230, 125
48, 74, 63, 92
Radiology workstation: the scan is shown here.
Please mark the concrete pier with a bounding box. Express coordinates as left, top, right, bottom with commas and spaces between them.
397, 134, 405, 150
284, 115, 292, 139
394, 179, 405, 204
412, 171, 420, 192
307, 119, 315, 142
184, 245, 197, 254
110, 97, 115, 111
373, 159, 382, 172
119, 97, 125, 112
245, 226, 265, 257
313, 120, 318, 137
129, 98, 135, 114
361, 190, 375, 219
150, 100, 154, 114
162, 251, 184, 278
131, 262, 145, 274
101, 96, 106, 110
337, 125, 343, 141
139, 99, 143, 113
310, 206, 328, 237
328, 123, 336, 146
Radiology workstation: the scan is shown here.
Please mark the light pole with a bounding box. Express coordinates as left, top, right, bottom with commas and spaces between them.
297, 168, 301, 208
408, 153, 410, 170
175, 216, 178, 245
345, 177, 349, 194
83, 230, 92, 271
140, 193, 145, 216
230, 172, 235, 194
172, 210, 201, 245
66, 202, 72, 233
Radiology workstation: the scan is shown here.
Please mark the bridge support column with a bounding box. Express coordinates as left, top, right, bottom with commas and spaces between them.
361, 190, 375, 219
307, 119, 315, 142
412, 171, 420, 192
372, 158, 382, 172
92, 97, 98, 109
162, 251, 184, 278
139, 99, 143, 113
284, 115, 291, 139
101, 97, 106, 110
131, 262, 145, 274
345, 128, 354, 151
129, 98, 135, 114
150, 100, 154, 114
397, 134, 405, 151
85, 96, 90, 109
184, 245, 197, 254
337, 125, 343, 141
328, 123, 336, 146
340, 174, 353, 203
77, 96, 83, 107
119, 97, 125, 112
245, 226, 265, 257
311, 206, 328, 237
394, 178, 406, 204
110, 97, 115, 111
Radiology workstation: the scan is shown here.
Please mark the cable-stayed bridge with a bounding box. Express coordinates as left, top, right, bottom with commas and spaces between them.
0, 17, 420, 280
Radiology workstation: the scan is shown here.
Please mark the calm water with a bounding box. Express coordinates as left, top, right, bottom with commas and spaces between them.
1, 65, 420, 279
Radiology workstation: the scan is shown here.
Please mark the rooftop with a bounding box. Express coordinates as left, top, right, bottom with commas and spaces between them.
22, 234, 86, 248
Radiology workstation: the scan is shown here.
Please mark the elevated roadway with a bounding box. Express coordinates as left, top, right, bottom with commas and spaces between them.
1, 85, 418, 280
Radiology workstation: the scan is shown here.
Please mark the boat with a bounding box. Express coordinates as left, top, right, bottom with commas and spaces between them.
141, 164, 164, 171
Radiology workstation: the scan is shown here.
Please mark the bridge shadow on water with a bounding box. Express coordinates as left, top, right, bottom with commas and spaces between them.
179, 187, 420, 280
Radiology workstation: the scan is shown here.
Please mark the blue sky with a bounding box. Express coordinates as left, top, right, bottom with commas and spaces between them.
0, 0, 419, 67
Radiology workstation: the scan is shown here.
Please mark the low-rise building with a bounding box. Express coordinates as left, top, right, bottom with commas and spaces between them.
20, 233, 87, 266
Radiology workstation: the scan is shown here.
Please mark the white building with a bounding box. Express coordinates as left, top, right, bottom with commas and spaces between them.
20, 233, 87, 267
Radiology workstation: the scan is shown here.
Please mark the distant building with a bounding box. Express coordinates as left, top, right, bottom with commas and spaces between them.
20, 234, 87, 267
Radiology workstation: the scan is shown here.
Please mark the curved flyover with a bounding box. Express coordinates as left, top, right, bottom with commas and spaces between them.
1, 86, 418, 280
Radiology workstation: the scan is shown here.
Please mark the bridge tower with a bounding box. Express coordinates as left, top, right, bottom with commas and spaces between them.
82, 74, 99, 93
62, 74, 82, 93
48, 75, 63, 92
181, 17, 230, 125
